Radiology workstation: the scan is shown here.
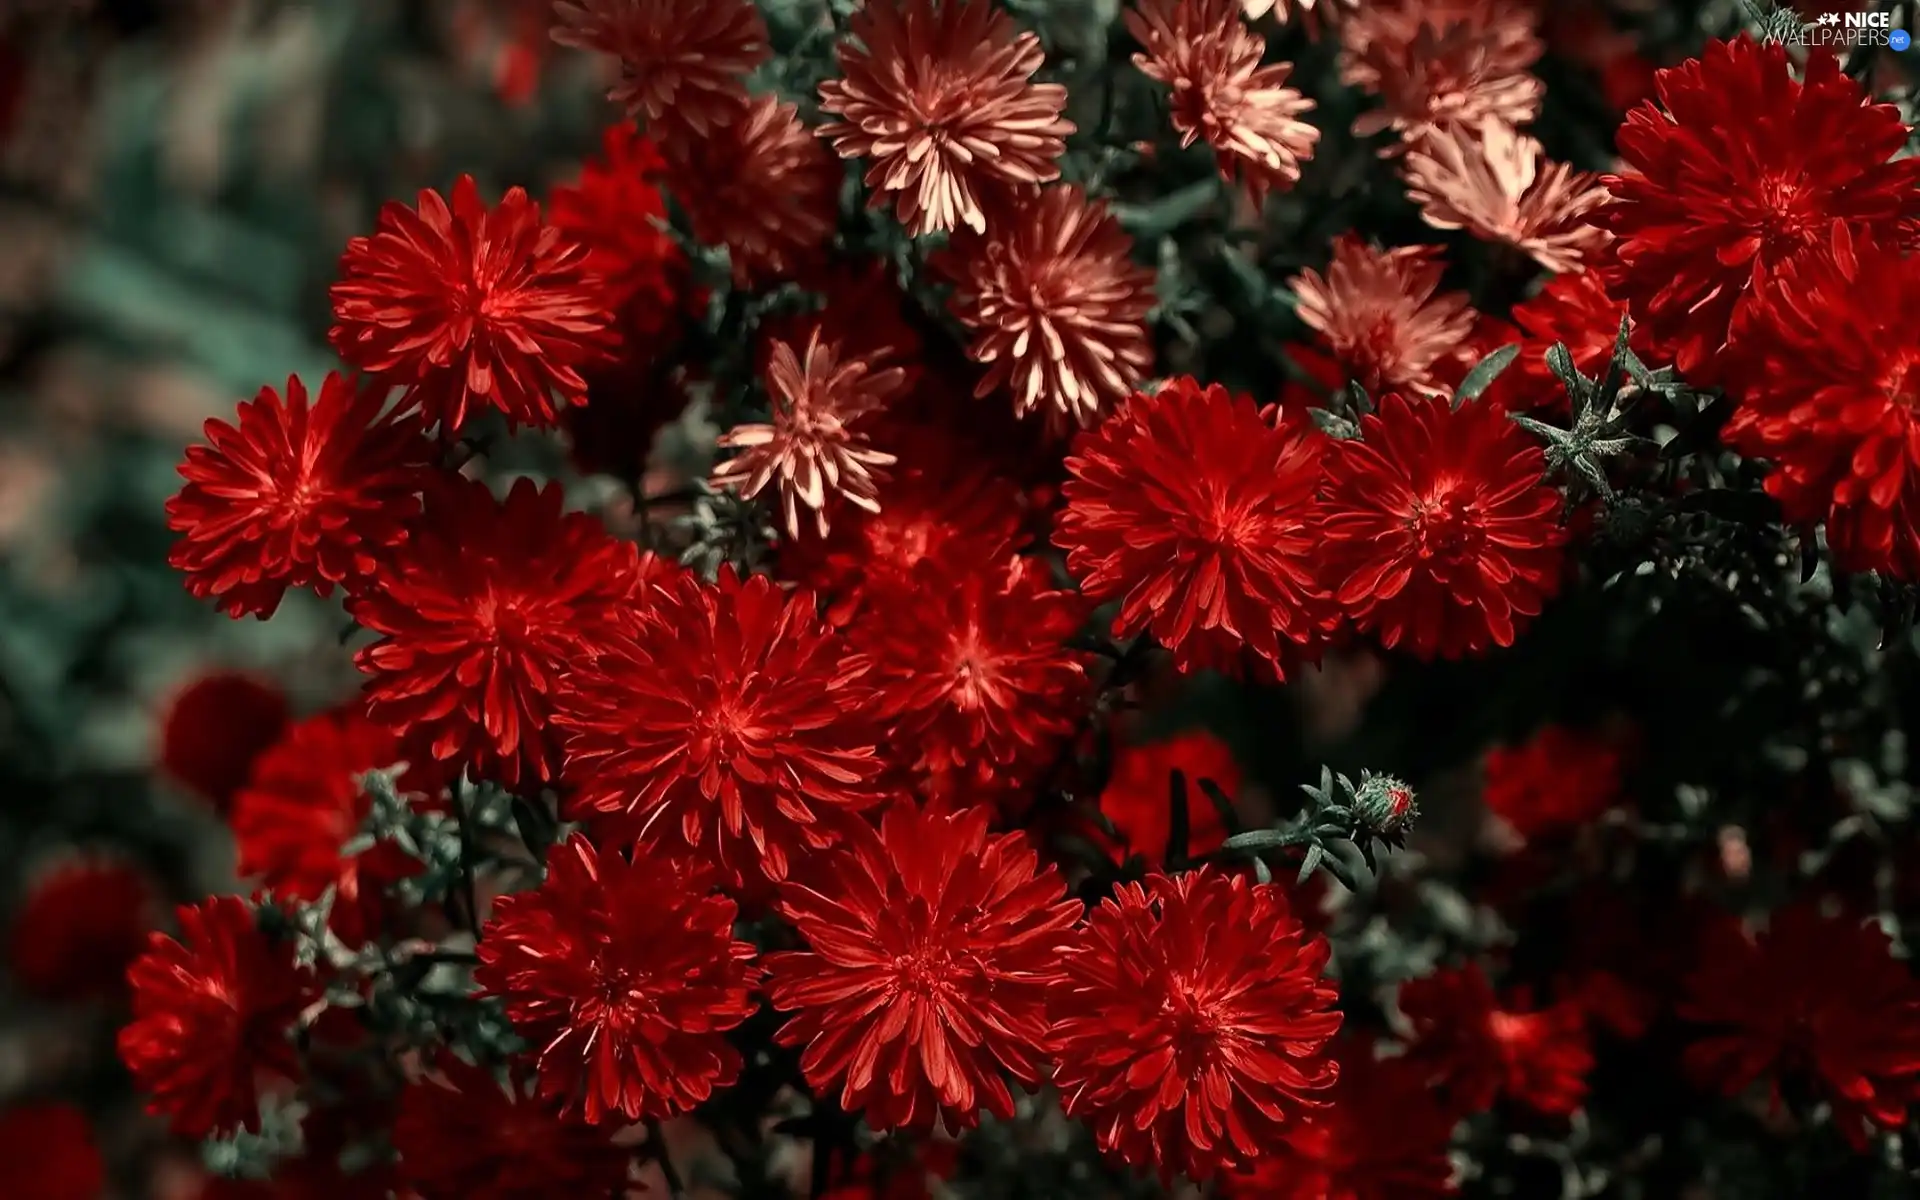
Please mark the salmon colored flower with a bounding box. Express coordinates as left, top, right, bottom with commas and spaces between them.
1339, 0, 1543, 148
550, 0, 767, 139
1402, 118, 1609, 274
1290, 236, 1477, 398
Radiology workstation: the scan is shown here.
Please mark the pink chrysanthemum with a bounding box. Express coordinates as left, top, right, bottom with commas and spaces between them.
330, 175, 612, 434
550, 0, 767, 139
166, 372, 434, 619
1402, 119, 1610, 274
817, 0, 1072, 237
1290, 235, 1477, 397
1338, 0, 1543, 148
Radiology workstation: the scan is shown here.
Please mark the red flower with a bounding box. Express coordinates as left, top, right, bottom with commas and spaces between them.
547, 123, 687, 338
935, 185, 1155, 428
8, 852, 155, 1002
119, 896, 317, 1137
157, 670, 290, 812
1398, 962, 1592, 1117
330, 175, 613, 435
551, 0, 767, 139
1098, 729, 1241, 866
1289, 235, 1477, 399
1497, 268, 1637, 415
1723, 226, 1920, 579
817, 0, 1071, 237
350, 477, 642, 791
474, 836, 760, 1123
848, 554, 1090, 797
766, 801, 1080, 1131
392, 1055, 634, 1198
1320, 393, 1564, 660
1680, 904, 1920, 1146
1057, 379, 1334, 678
1225, 1040, 1459, 1200
557, 566, 886, 885
1594, 38, 1920, 382
1481, 724, 1622, 841
1049, 868, 1342, 1181
0, 1104, 104, 1200
166, 372, 434, 619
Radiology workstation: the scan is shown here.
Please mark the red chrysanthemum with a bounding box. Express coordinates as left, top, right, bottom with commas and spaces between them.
349, 476, 643, 791
547, 122, 686, 338
934, 184, 1155, 428
550, 0, 767, 138
766, 801, 1081, 1131
8, 852, 155, 1002
1049, 868, 1342, 1181
1593, 38, 1920, 382
1398, 962, 1592, 1117
662, 95, 842, 286
557, 566, 886, 885
166, 372, 435, 619
330, 175, 613, 435
1338, 0, 1543, 148
1320, 392, 1565, 660
157, 670, 290, 812
392, 1055, 634, 1199
1722, 226, 1920, 579
1481, 724, 1623, 841
119, 895, 317, 1137
0, 1104, 104, 1200
1127, 0, 1319, 205
847, 554, 1090, 797
1056, 378, 1334, 678
1098, 729, 1241, 867
1495, 267, 1638, 415
1289, 235, 1477, 398
1225, 1040, 1459, 1200
1680, 904, 1920, 1146
474, 836, 760, 1123
817, 0, 1071, 237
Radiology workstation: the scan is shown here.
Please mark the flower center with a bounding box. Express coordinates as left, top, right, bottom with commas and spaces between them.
1407, 486, 1484, 563
1751, 173, 1821, 259
1882, 357, 1920, 412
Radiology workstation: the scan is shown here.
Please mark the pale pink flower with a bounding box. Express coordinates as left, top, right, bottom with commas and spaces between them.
1128, 0, 1320, 205
1289, 234, 1477, 396
1338, 0, 1543, 149
711, 333, 905, 539
817, 0, 1073, 237
1402, 118, 1611, 274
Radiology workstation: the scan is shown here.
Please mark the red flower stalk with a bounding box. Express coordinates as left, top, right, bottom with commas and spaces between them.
550, 0, 767, 139
1319, 392, 1565, 660
1399, 962, 1592, 1116
350, 476, 643, 791
546, 122, 686, 336
391, 1056, 635, 1199
157, 670, 291, 812
119, 896, 317, 1137
474, 836, 761, 1124
330, 175, 613, 435
557, 566, 886, 885
1049, 868, 1342, 1181
817, 0, 1072, 237
847, 554, 1090, 797
766, 801, 1081, 1131
935, 185, 1155, 428
8, 853, 155, 1002
1127, 0, 1319, 205
1057, 379, 1334, 678
1593, 38, 1920, 382
1289, 236, 1477, 398
1681, 904, 1920, 1147
1481, 724, 1623, 841
1097, 729, 1241, 867
1723, 225, 1920, 579
167, 372, 434, 619
0, 1104, 104, 1200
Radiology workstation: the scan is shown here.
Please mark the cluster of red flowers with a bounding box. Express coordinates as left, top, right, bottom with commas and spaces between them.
94, 0, 1920, 1195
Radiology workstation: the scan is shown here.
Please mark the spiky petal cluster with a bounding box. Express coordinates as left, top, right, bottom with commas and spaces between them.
475, 836, 761, 1124
935, 185, 1155, 428
556, 567, 886, 885
550, 0, 767, 139
1128, 0, 1319, 205
817, 0, 1072, 237
330, 176, 613, 434
1338, 0, 1543, 148
166, 372, 434, 619
1402, 118, 1609, 274
1290, 236, 1476, 397
712, 333, 905, 539
1399, 962, 1592, 1116
1049, 868, 1342, 1181
1593, 38, 1920, 381
1056, 379, 1334, 678
766, 801, 1081, 1131
1319, 392, 1565, 660
348, 477, 643, 790
118, 896, 317, 1137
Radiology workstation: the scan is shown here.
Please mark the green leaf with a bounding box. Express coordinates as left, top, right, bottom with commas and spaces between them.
1454, 343, 1521, 405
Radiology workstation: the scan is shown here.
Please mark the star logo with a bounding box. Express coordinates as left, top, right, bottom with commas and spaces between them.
1817, 11, 1840, 24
